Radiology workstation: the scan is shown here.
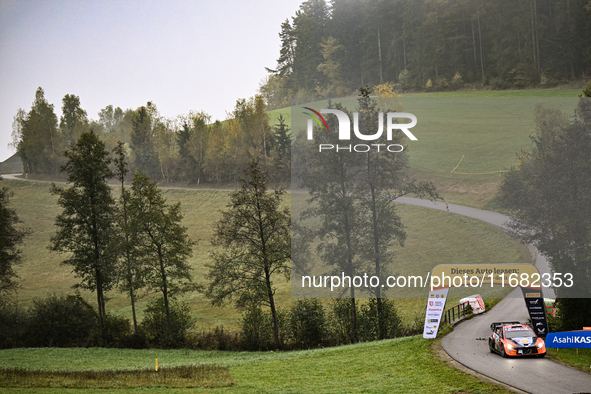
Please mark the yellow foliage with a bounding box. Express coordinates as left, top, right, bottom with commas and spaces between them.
375, 83, 403, 112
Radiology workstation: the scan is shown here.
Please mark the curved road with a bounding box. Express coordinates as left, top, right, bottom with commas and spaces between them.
398, 197, 591, 394
4, 174, 591, 392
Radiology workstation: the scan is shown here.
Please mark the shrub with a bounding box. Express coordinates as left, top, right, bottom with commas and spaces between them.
186, 326, 242, 351
451, 72, 464, 90
288, 299, 326, 349
25, 293, 97, 347
398, 69, 412, 91
240, 305, 287, 350
139, 298, 194, 348
435, 77, 449, 91
98, 314, 133, 348
326, 298, 356, 345
0, 297, 27, 348
357, 298, 402, 342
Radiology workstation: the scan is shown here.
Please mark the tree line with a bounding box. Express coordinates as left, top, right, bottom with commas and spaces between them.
261, 0, 591, 108
11, 88, 291, 184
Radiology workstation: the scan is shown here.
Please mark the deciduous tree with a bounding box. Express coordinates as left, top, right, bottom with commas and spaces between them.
129, 171, 194, 336
49, 131, 117, 337
499, 99, 591, 328
205, 159, 290, 348
0, 179, 30, 296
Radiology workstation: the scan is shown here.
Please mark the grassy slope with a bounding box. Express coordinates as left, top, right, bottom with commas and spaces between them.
0, 337, 511, 393
269, 88, 581, 210
6, 178, 522, 328
547, 348, 591, 375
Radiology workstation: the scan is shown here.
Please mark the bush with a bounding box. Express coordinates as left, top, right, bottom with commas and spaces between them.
357, 298, 402, 342
26, 293, 97, 347
326, 298, 356, 345
0, 297, 27, 348
92, 314, 135, 348
139, 298, 194, 348
398, 69, 412, 91
554, 298, 591, 331
450, 72, 464, 90
186, 326, 242, 351
435, 77, 449, 91
240, 305, 287, 350
288, 299, 326, 349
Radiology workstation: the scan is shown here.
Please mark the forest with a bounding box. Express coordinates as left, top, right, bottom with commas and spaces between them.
10, 88, 291, 185
9, 0, 591, 184
261, 0, 591, 108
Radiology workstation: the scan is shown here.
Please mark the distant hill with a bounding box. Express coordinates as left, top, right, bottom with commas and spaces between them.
0, 153, 23, 174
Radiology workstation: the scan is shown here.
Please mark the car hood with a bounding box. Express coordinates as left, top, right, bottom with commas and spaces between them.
508, 337, 536, 347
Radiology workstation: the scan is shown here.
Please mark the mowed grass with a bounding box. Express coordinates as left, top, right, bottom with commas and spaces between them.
0, 337, 512, 393
547, 348, 591, 375
269, 88, 581, 209
5, 177, 524, 328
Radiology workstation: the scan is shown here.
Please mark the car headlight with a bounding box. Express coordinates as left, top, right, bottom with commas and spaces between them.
536, 338, 545, 349
506, 343, 516, 350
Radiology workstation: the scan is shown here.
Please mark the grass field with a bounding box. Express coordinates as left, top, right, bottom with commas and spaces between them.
268, 88, 582, 209
4, 177, 524, 328
0, 335, 512, 393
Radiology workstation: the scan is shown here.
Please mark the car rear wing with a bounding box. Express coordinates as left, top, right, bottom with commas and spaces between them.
490, 321, 521, 331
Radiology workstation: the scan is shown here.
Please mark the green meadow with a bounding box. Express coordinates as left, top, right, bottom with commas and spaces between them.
0, 336, 511, 393
5, 176, 523, 328
269, 88, 581, 209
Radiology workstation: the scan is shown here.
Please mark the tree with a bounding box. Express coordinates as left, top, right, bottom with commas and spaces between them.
130, 104, 159, 179
205, 159, 291, 349
13, 88, 61, 175
273, 114, 291, 180
298, 101, 364, 343
499, 99, 591, 328
113, 142, 145, 334
129, 171, 194, 336
0, 179, 30, 296
49, 131, 117, 338
60, 94, 88, 147
355, 86, 438, 339
316, 36, 347, 96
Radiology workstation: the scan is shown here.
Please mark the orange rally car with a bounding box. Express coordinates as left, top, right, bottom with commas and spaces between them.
488, 321, 546, 358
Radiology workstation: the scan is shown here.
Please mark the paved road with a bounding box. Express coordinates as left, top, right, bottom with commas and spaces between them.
397, 198, 591, 394
4, 174, 590, 392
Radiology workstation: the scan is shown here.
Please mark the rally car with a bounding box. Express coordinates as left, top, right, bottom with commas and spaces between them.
488, 321, 546, 358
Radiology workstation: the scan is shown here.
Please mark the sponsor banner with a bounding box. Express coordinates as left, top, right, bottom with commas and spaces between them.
520, 286, 549, 336
429, 263, 542, 291
423, 288, 449, 339
545, 331, 591, 348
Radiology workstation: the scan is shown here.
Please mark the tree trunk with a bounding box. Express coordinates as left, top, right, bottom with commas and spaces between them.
534, 0, 540, 72
471, 19, 477, 65
158, 247, 173, 335
121, 181, 138, 335
266, 269, 280, 349
477, 1, 485, 82
96, 268, 105, 341
403, 40, 407, 70
378, 26, 383, 84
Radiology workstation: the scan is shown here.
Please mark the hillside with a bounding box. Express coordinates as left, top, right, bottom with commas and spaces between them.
4, 177, 526, 328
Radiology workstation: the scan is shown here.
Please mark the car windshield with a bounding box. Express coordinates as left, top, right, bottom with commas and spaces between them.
504, 328, 535, 339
